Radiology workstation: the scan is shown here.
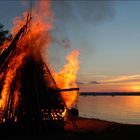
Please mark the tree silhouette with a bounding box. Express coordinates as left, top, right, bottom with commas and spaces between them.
0, 23, 12, 46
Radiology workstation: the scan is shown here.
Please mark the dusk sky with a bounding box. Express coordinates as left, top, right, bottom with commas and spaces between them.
1, 0, 140, 92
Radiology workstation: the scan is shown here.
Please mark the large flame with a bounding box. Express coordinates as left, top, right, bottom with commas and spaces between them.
0, 0, 79, 112
0, 0, 53, 110
53, 50, 80, 108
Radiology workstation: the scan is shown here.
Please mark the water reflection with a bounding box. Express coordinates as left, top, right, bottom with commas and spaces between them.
78, 96, 140, 124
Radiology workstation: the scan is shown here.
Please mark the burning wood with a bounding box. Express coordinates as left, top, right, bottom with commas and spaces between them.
0, 0, 80, 134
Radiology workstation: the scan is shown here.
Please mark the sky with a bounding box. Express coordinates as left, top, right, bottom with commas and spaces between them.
0, 0, 140, 92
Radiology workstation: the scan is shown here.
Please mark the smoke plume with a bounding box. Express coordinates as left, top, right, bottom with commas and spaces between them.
52, 0, 114, 25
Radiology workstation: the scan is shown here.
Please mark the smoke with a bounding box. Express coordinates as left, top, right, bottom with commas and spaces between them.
52, 0, 114, 25
50, 1, 115, 82
52, 37, 71, 49
21, 0, 28, 5
51, 0, 115, 57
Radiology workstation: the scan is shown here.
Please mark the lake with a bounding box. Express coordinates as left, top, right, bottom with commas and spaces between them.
77, 95, 140, 124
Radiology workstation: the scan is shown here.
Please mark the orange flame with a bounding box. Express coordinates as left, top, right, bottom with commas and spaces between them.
0, 0, 80, 112
0, 0, 53, 110
53, 50, 80, 109
0, 52, 26, 109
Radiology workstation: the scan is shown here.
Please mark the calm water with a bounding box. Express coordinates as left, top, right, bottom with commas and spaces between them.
77, 95, 140, 124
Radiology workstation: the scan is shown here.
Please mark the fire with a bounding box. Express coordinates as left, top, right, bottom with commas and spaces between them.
0, 0, 80, 114
53, 50, 80, 108
0, 0, 53, 110
0, 52, 26, 109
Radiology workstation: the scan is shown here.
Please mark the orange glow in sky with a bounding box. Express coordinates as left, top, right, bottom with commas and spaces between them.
131, 85, 140, 92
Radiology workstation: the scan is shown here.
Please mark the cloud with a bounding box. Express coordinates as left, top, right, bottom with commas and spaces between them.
102, 74, 140, 84
77, 81, 100, 85
77, 82, 85, 85
89, 81, 100, 84
78, 74, 140, 86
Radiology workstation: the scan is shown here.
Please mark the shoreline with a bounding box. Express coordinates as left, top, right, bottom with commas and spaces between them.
74, 116, 140, 125
64, 117, 140, 140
